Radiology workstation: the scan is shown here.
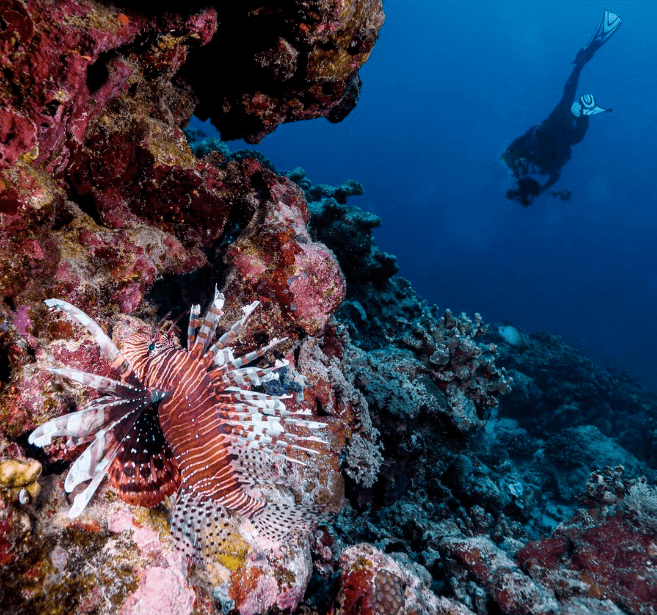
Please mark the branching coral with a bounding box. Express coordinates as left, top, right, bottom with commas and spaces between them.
343, 433, 384, 489
390, 306, 512, 431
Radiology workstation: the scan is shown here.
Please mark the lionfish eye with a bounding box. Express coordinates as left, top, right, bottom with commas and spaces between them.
148, 342, 156, 353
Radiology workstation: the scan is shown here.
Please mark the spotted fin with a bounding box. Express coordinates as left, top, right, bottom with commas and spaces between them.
250, 501, 322, 544
228, 444, 296, 488
169, 487, 321, 562
169, 488, 237, 560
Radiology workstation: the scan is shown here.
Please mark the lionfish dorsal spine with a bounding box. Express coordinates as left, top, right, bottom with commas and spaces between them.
186, 303, 202, 349
189, 287, 225, 357
217, 361, 289, 387
210, 300, 260, 353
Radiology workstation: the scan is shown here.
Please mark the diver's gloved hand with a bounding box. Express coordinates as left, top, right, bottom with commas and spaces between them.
551, 189, 572, 201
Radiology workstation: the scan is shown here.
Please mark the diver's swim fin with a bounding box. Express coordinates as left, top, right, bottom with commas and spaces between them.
574, 10, 622, 64
571, 94, 612, 116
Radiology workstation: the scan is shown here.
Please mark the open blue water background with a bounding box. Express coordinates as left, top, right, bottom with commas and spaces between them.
193, 1, 657, 390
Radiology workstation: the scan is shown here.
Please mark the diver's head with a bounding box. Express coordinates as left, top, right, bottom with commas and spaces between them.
506, 177, 542, 207
501, 148, 529, 179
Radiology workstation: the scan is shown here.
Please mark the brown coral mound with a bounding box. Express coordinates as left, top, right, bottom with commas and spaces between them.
182, 0, 385, 142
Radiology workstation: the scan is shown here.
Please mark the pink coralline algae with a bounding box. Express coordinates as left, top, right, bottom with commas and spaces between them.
0, 1, 220, 316
337, 543, 476, 615
118, 559, 195, 615
517, 468, 657, 615
0, 1, 369, 610
225, 161, 346, 337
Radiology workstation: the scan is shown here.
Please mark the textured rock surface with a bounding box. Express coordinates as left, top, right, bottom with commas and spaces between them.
0, 1, 374, 612
183, 0, 385, 142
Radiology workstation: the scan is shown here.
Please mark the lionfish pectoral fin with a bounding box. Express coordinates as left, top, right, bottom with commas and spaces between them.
64, 423, 123, 493
68, 452, 120, 518
29, 370, 151, 447
64, 391, 152, 489
46, 367, 144, 396
29, 402, 117, 447
107, 407, 180, 508
44, 299, 139, 385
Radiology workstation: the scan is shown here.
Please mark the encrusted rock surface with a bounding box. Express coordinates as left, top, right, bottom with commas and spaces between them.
182, 0, 385, 142
0, 1, 378, 612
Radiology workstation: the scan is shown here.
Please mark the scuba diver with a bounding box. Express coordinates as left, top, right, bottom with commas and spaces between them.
501, 10, 622, 207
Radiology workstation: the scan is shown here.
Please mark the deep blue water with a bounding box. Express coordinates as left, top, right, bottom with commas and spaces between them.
193, 2, 657, 391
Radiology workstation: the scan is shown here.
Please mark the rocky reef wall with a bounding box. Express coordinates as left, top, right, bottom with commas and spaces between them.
2, 2, 657, 615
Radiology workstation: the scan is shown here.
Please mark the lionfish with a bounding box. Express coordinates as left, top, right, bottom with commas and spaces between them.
29, 288, 327, 557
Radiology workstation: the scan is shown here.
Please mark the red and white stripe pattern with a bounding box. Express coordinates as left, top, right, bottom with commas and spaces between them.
30, 288, 327, 557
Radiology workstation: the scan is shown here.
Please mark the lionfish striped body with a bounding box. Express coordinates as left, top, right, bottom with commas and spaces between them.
29, 289, 326, 556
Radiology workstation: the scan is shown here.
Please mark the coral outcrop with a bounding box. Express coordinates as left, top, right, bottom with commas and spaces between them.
182, 1, 385, 142
0, 1, 381, 612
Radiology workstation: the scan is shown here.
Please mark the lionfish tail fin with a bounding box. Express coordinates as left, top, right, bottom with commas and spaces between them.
44, 299, 139, 384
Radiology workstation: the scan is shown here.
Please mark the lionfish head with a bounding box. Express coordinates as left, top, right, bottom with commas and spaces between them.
119, 323, 178, 380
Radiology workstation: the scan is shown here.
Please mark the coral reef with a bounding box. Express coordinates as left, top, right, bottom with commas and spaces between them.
2, 0, 656, 614
335, 542, 474, 615
182, 1, 385, 142
0, 1, 379, 611
0, 458, 42, 505
517, 467, 657, 615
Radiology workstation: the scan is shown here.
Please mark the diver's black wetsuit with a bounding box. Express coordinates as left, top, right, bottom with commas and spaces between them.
501, 10, 621, 207
502, 63, 588, 205
528, 63, 589, 190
